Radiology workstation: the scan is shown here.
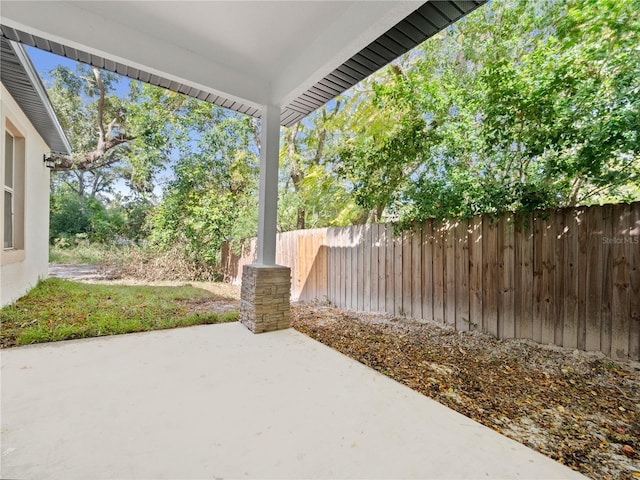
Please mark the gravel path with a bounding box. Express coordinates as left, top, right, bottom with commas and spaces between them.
48, 263, 107, 281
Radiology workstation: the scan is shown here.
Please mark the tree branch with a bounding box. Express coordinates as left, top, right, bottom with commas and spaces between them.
52, 134, 135, 171
93, 68, 107, 147
288, 122, 302, 190
313, 101, 341, 166
105, 118, 118, 140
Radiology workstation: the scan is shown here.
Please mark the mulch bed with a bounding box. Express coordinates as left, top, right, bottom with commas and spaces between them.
291, 303, 640, 480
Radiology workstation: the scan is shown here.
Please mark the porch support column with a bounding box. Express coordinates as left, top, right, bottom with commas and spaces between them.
239, 104, 291, 333
256, 104, 280, 265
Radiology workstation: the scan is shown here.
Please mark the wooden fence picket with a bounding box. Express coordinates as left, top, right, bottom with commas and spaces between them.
221, 202, 640, 360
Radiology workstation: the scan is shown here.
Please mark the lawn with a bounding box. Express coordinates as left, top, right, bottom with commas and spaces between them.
0, 278, 238, 347
49, 242, 113, 264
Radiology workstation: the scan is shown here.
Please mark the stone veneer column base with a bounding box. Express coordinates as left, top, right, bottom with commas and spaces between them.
240, 264, 291, 333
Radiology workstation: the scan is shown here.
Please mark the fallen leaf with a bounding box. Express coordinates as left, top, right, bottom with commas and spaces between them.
291, 303, 640, 480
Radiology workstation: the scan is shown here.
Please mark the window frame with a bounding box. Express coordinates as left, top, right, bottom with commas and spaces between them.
1, 118, 26, 265
4, 131, 15, 250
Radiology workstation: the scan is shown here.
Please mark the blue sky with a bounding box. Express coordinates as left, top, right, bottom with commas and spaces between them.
27, 46, 132, 97
25, 44, 349, 200
27, 46, 168, 198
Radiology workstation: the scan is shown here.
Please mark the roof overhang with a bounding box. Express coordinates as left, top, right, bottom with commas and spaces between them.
0, 36, 71, 154
0, 1, 484, 127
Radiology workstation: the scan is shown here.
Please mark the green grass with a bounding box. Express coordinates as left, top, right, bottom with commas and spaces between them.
49, 243, 113, 264
0, 278, 238, 347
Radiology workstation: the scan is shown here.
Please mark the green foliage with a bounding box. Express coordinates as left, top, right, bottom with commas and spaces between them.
48, 63, 262, 266
149, 106, 259, 266
49, 190, 91, 240
49, 188, 118, 242
42, 0, 640, 274
279, 103, 366, 230
49, 184, 150, 245
47, 65, 116, 154
47, 66, 174, 192
45, 65, 177, 250
0, 278, 238, 347
49, 238, 113, 264
124, 82, 189, 192
119, 197, 154, 242
335, 0, 640, 225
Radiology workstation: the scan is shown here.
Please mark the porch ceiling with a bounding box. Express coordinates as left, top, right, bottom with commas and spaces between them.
0, 1, 484, 126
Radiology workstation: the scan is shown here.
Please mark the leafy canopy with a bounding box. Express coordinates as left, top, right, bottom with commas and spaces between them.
335, 0, 640, 225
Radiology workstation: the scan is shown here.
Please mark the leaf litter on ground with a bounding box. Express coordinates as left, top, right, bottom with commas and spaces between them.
291, 303, 640, 480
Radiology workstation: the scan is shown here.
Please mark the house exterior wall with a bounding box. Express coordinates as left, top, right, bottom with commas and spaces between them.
1, 83, 51, 307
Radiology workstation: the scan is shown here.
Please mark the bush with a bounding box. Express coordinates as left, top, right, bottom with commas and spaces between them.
49, 236, 114, 264
100, 245, 221, 282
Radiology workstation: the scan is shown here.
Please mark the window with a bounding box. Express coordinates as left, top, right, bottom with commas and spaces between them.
2, 120, 24, 262
4, 131, 14, 249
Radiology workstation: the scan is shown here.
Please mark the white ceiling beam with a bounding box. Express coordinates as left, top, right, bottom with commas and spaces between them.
0, 1, 268, 108
270, 1, 422, 106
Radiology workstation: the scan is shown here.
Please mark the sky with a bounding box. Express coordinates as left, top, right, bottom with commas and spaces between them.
27, 46, 132, 97
27, 46, 168, 199
25, 44, 337, 201
25, 43, 358, 202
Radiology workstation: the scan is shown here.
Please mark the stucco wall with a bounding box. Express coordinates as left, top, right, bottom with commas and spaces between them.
1, 83, 51, 307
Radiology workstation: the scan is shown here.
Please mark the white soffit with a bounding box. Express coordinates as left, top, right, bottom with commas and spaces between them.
1, 37, 71, 154
0, 1, 485, 126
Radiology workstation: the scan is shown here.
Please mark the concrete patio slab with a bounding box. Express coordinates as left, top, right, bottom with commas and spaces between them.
48, 263, 106, 281
1, 323, 586, 479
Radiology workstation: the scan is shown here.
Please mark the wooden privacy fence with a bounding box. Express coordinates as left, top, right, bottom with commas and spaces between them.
222, 202, 640, 360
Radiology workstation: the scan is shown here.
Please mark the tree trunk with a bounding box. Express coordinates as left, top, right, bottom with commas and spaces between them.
75, 171, 86, 199
286, 122, 306, 229
286, 101, 341, 230
297, 208, 306, 230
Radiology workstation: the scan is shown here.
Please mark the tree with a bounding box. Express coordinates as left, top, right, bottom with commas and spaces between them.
48, 66, 132, 172
49, 182, 125, 243
334, 0, 640, 226
46, 65, 187, 244
47, 65, 175, 183
46, 65, 186, 201
279, 101, 366, 231
148, 104, 260, 268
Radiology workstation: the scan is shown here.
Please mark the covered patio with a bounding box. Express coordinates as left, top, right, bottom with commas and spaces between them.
1, 0, 489, 333
2, 322, 585, 479
0, 2, 585, 478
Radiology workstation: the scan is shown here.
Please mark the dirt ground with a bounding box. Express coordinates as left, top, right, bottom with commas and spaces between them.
291, 303, 640, 480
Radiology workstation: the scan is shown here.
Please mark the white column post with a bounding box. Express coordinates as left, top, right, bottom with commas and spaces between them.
256, 104, 280, 265
241, 104, 290, 333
